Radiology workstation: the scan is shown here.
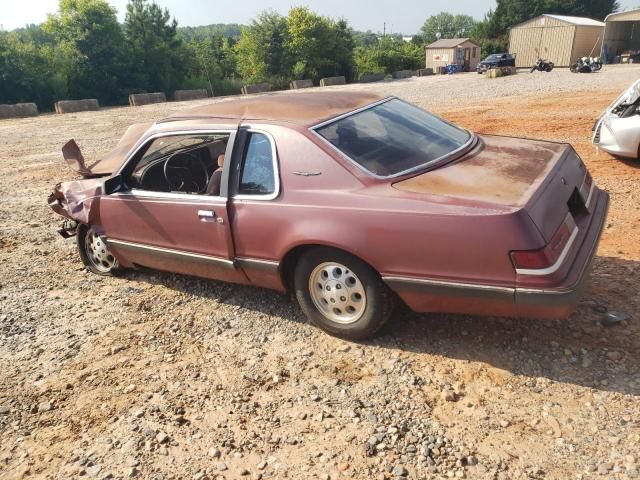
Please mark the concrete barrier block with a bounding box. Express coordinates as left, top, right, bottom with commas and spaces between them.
172, 89, 208, 101
416, 68, 434, 76
0, 103, 38, 119
392, 70, 415, 79
241, 83, 271, 95
55, 99, 100, 114
128, 93, 167, 107
289, 79, 314, 89
359, 73, 385, 83
320, 76, 346, 87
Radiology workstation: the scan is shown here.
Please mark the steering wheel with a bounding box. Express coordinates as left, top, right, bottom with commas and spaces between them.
163, 152, 210, 194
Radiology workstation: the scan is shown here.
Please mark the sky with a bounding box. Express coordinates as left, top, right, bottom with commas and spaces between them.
1, 0, 639, 34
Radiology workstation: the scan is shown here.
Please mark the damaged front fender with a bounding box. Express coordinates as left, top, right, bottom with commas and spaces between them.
47, 178, 104, 228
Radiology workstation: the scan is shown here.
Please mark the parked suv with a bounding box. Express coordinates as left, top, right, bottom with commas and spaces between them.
477, 53, 516, 73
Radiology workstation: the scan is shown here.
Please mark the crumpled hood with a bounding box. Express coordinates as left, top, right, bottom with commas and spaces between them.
48, 178, 104, 224
63, 122, 151, 177
606, 79, 640, 113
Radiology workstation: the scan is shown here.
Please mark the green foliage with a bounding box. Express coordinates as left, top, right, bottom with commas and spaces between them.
3, 0, 621, 111
186, 35, 237, 95
286, 7, 355, 82
236, 7, 355, 84
44, 0, 125, 103
355, 36, 423, 77
177, 24, 243, 42
123, 0, 185, 93
0, 30, 64, 108
235, 11, 290, 83
420, 12, 477, 44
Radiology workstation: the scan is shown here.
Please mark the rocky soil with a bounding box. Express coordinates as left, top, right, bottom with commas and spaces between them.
1, 65, 639, 480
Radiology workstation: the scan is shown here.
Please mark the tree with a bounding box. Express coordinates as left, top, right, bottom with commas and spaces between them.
420, 12, 477, 44
123, 0, 185, 93
235, 10, 290, 83
286, 7, 355, 81
186, 35, 238, 95
43, 0, 125, 103
355, 36, 423, 77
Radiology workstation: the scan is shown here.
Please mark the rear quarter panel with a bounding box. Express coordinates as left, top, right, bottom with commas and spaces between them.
231, 124, 545, 290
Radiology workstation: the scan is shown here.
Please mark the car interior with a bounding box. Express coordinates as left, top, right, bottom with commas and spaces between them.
129, 134, 229, 195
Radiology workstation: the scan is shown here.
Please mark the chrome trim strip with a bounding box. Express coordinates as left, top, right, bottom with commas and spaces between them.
110, 188, 228, 203
236, 257, 279, 267
106, 239, 235, 268
236, 257, 280, 274
382, 275, 515, 294
585, 182, 595, 209
233, 128, 281, 202
308, 97, 476, 181
515, 225, 579, 276
311, 97, 394, 129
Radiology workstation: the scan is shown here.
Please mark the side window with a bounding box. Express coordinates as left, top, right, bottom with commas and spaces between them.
127, 134, 229, 195
238, 132, 276, 196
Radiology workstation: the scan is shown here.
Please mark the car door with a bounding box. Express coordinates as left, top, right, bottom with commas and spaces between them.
99, 130, 248, 284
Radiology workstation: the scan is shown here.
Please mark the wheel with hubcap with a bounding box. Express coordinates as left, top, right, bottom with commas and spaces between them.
77, 225, 119, 275
294, 247, 395, 339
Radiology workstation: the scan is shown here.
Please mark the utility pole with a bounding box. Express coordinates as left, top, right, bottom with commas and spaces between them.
383, 22, 386, 37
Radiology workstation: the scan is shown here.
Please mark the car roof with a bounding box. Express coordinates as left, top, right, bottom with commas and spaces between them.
163, 91, 386, 127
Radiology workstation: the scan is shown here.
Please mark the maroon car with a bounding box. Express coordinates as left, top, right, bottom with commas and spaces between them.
48, 91, 609, 339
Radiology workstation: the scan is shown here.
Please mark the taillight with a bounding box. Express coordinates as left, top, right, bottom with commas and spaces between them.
511, 217, 576, 274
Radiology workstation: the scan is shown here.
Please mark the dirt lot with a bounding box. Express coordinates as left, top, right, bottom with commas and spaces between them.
1, 66, 639, 480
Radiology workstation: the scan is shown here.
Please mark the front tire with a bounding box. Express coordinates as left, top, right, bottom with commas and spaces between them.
77, 225, 120, 276
294, 247, 395, 340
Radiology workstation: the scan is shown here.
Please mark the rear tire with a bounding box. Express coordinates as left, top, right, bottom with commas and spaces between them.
77, 224, 120, 276
294, 247, 395, 340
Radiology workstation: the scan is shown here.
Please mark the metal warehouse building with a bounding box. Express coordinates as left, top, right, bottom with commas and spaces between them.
509, 14, 605, 68
603, 8, 640, 63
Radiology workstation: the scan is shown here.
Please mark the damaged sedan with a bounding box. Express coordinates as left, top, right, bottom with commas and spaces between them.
49, 92, 609, 339
593, 79, 640, 159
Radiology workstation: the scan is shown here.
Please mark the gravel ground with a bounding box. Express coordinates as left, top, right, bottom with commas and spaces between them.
0, 65, 639, 480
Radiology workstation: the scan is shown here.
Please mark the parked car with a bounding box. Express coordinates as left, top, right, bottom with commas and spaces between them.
477, 53, 516, 73
593, 79, 640, 159
49, 92, 609, 339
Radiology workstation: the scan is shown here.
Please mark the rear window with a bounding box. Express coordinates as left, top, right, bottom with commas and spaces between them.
314, 99, 471, 177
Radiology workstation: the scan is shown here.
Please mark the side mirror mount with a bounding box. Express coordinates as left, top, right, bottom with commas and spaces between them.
103, 174, 124, 195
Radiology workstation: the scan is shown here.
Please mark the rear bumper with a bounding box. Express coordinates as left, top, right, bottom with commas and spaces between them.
514, 188, 609, 316
383, 189, 609, 318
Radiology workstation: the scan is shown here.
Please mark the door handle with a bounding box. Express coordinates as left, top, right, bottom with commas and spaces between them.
198, 210, 216, 223
198, 210, 224, 224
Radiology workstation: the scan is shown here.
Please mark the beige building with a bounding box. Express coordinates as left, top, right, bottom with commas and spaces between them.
508, 14, 605, 67
603, 8, 640, 63
425, 38, 481, 72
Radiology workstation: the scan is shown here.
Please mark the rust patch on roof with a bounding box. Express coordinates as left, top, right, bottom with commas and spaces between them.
166, 91, 385, 126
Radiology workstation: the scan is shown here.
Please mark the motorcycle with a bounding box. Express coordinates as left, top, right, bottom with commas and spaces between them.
570, 56, 602, 73
530, 58, 554, 73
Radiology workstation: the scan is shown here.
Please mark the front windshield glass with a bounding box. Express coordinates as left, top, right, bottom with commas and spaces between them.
315, 98, 471, 177
484, 54, 502, 61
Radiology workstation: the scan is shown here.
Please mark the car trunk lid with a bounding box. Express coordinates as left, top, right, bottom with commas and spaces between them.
393, 135, 589, 242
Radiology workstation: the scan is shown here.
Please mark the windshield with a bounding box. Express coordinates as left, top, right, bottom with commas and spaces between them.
144, 135, 212, 163
314, 98, 471, 177
484, 54, 503, 62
